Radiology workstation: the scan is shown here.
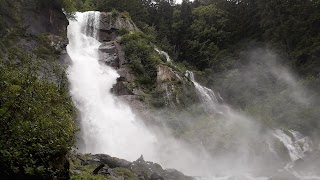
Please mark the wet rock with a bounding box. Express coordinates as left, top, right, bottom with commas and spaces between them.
150, 172, 164, 180
99, 12, 137, 32
156, 65, 182, 83
93, 164, 105, 174
98, 41, 120, 68
99, 41, 117, 54
115, 41, 127, 67
70, 153, 192, 180
112, 80, 133, 96
76, 154, 131, 168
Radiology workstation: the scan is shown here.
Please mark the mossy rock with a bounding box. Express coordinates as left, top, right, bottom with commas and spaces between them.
113, 168, 138, 180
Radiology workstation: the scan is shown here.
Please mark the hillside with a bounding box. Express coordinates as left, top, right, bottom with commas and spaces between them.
1, 0, 320, 180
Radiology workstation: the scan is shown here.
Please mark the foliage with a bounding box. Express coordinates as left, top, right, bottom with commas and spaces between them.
120, 31, 162, 91
113, 168, 138, 180
0, 58, 76, 177
0, 1, 77, 177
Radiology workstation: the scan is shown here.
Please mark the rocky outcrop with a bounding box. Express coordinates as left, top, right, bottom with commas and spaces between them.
99, 12, 137, 32
96, 13, 138, 97
156, 65, 182, 83
47, 34, 68, 52
70, 153, 193, 180
96, 12, 137, 42
21, 2, 68, 36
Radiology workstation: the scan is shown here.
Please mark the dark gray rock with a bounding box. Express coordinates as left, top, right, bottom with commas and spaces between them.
112, 80, 134, 96
150, 172, 164, 180
21, 5, 67, 36
93, 164, 105, 174
99, 12, 137, 32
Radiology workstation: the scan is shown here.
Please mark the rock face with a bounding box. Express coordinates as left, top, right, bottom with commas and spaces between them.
70, 153, 193, 180
156, 65, 182, 83
95, 13, 139, 98
99, 12, 137, 32
96, 12, 138, 42
21, 2, 68, 36
94, 11, 198, 111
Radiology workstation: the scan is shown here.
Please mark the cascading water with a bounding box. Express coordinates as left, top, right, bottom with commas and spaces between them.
66, 11, 157, 161
185, 71, 229, 114
65, 11, 319, 180
155, 47, 171, 62
273, 129, 313, 162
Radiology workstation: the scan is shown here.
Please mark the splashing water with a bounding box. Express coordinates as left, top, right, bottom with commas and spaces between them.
65, 11, 319, 180
66, 11, 217, 176
66, 11, 157, 161
273, 129, 313, 162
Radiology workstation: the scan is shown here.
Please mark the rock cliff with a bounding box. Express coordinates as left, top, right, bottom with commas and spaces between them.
92, 12, 198, 114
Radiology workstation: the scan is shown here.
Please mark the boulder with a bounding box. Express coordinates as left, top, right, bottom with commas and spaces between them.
93, 164, 105, 174
99, 12, 137, 32
156, 65, 182, 83
150, 172, 164, 180
112, 80, 133, 96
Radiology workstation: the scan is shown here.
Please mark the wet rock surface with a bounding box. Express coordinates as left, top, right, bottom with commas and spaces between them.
70, 153, 193, 180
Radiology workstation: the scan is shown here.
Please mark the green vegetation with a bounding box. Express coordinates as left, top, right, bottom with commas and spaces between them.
0, 0, 77, 178
113, 168, 138, 180
1, 0, 320, 178
120, 31, 163, 91
0, 56, 76, 178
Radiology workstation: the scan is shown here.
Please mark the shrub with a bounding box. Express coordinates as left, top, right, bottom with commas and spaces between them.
121, 31, 162, 91
0, 60, 77, 178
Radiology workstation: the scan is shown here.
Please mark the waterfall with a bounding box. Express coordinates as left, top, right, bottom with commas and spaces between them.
64, 11, 318, 180
155, 47, 171, 62
185, 70, 229, 114
273, 129, 313, 162
66, 11, 157, 161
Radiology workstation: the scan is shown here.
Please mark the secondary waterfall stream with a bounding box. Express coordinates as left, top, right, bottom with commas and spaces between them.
66, 11, 157, 161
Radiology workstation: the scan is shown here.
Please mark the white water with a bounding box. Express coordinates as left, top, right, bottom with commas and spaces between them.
66, 11, 157, 161
155, 47, 171, 62
65, 11, 319, 180
273, 129, 312, 162
185, 70, 229, 114
66, 12, 218, 177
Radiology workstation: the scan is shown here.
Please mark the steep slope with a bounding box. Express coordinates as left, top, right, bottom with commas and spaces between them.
0, 0, 76, 179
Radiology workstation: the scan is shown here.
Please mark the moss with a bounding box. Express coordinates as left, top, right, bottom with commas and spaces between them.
113, 167, 138, 180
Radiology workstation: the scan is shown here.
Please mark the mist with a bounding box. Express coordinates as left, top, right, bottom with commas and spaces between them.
144, 48, 320, 178
66, 12, 320, 179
